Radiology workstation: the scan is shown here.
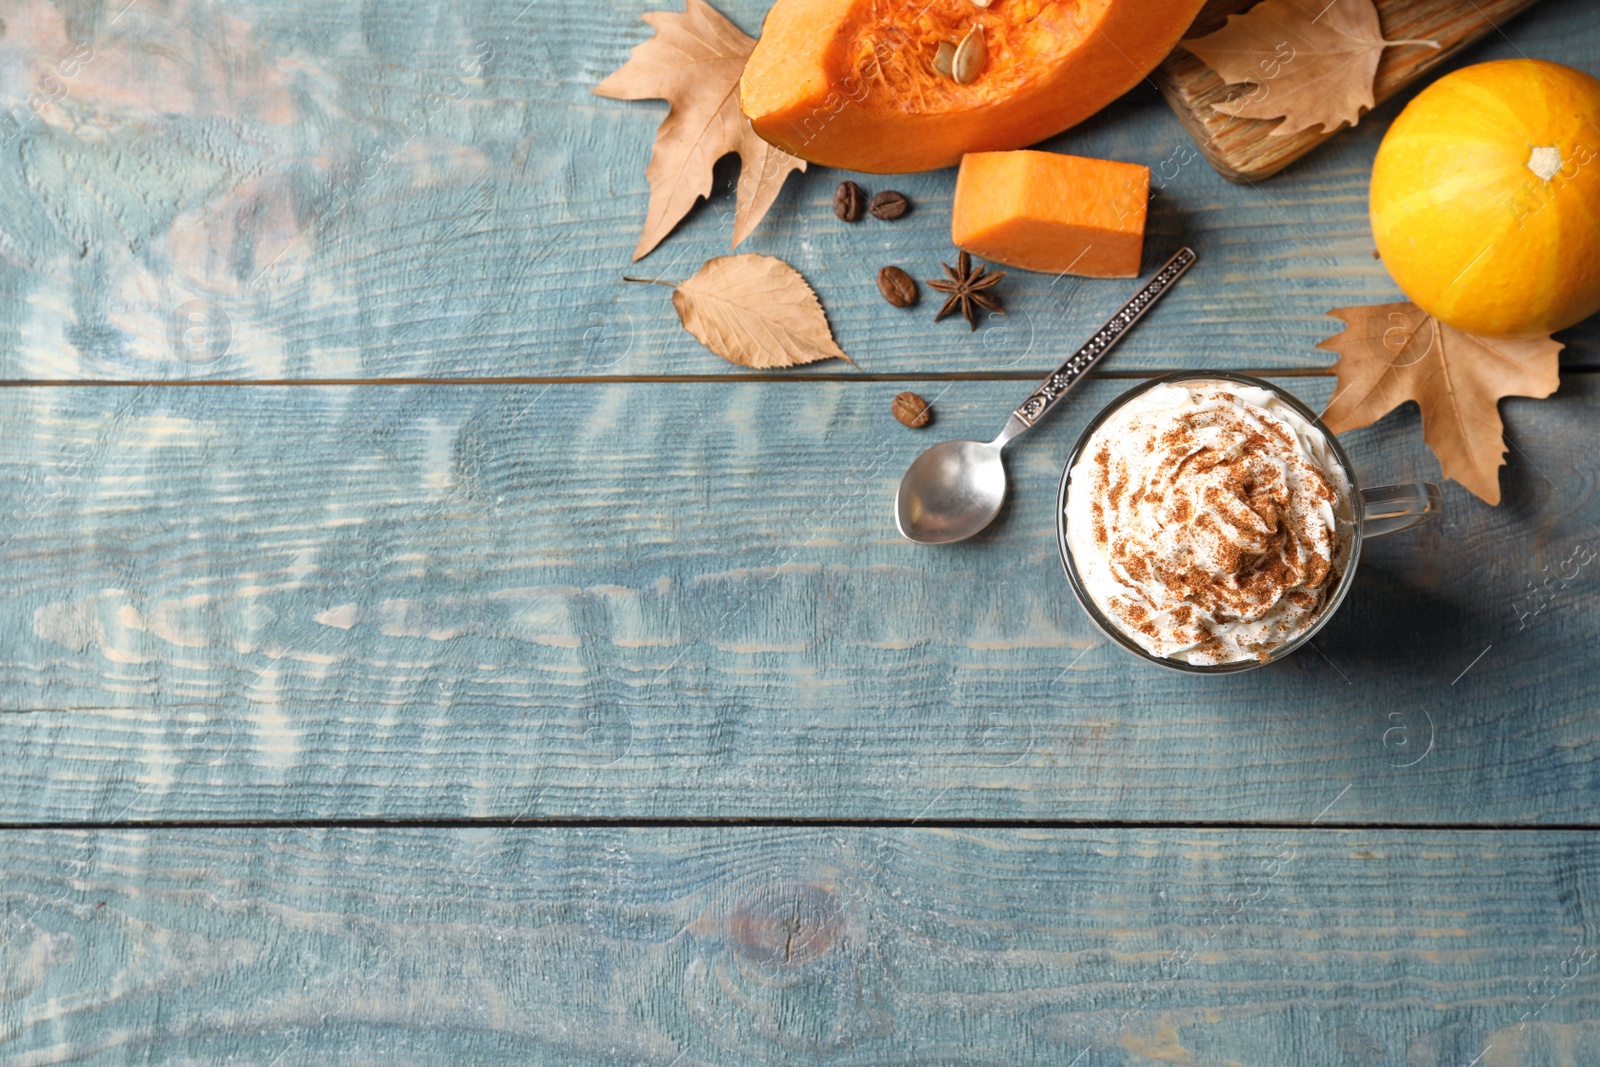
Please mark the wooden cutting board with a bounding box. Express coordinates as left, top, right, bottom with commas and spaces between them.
1153, 0, 1545, 182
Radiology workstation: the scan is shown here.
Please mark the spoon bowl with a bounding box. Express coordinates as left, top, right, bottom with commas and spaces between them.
895, 437, 1008, 544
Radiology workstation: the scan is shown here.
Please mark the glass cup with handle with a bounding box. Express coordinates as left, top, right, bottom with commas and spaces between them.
1055, 371, 1442, 674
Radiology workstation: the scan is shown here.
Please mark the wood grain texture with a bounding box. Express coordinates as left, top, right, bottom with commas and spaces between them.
0, 375, 1595, 825
1155, 0, 1546, 183
0, 2, 1593, 1050
0, 0, 1595, 380
4, 825, 1600, 1064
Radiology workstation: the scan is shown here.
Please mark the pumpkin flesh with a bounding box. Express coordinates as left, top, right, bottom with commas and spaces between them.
953, 150, 1149, 277
741, 0, 1206, 173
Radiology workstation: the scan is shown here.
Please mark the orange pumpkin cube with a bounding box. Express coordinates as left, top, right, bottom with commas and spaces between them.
952, 151, 1150, 278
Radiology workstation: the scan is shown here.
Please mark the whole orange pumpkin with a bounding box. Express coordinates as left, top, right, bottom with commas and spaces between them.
1370, 58, 1600, 338
740, 0, 1206, 174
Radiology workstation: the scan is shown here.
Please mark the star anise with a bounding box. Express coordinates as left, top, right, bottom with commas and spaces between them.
927, 251, 1005, 331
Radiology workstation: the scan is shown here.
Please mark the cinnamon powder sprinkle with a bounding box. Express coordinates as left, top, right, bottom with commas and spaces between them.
1072, 384, 1352, 665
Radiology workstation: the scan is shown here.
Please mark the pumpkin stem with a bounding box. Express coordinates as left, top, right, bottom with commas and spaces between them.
1528, 146, 1563, 181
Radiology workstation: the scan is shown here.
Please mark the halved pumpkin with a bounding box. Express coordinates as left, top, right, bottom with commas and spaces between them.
740, 0, 1207, 174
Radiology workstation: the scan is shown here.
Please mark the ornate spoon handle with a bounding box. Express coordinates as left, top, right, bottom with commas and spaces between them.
1010, 247, 1197, 429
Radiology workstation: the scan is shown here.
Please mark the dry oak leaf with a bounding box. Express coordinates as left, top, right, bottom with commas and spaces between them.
1317, 301, 1562, 506
646, 254, 849, 368
1183, 0, 1437, 137
594, 0, 805, 261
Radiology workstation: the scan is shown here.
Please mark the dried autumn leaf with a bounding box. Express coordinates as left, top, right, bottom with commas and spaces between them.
1317, 301, 1562, 505
594, 0, 806, 261
667, 254, 848, 368
1182, 0, 1438, 137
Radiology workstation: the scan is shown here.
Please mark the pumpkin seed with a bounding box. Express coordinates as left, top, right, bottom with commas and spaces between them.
932, 40, 956, 79
971, 0, 994, 7
952, 26, 986, 85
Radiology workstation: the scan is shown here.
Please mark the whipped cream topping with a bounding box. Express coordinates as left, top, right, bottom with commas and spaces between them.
1065, 380, 1353, 666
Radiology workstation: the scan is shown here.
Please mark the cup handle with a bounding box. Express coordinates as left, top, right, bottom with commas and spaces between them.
1361, 482, 1443, 539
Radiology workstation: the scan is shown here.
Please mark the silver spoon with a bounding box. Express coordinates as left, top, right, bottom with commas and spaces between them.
895, 247, 1197, 544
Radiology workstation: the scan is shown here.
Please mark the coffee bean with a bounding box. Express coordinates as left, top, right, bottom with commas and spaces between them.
869, 190, 910, 220
892, 391, 932, 428
876, 265, 918, 308
833, 180, 864, 222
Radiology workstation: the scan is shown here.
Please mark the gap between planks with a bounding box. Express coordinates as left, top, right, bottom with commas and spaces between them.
0, 369, 1332, 386
9, 817, 1600, 833
0, 366, 1596, 387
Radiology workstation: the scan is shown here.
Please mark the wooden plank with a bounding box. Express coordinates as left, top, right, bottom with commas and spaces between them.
0, 375, 1596, 825
1154, 0, 1545, 183
0, 0, 1595, 381
4, 825, 1600, 1063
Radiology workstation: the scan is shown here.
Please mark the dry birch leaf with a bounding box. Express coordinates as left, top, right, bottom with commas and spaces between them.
1182, 0, 1438, 137
1317, 302, 1562, 505
635, 254, 848, 368
594, 0, 806, 260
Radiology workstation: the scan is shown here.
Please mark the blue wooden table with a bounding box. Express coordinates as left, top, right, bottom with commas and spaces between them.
2, 0, 1599, 1061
